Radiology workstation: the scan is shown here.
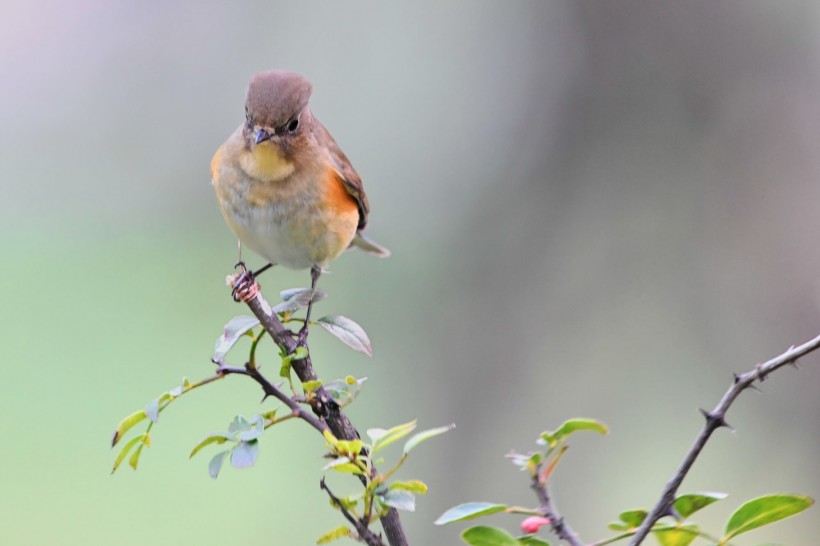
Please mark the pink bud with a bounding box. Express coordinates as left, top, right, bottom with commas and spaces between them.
520, 515, 551, 534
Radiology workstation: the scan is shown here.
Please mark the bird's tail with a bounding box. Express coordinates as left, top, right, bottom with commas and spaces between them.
351, 232, 391, 257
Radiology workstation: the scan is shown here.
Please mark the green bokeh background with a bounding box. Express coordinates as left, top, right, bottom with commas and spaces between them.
2, 1, 820, 545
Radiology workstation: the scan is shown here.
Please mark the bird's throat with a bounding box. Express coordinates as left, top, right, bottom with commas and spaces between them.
240, 143, 295, 182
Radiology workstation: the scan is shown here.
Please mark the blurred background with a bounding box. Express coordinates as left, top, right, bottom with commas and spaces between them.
2, 1, 820, 544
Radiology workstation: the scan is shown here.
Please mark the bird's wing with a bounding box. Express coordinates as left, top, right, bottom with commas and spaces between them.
313, 118, 370, 231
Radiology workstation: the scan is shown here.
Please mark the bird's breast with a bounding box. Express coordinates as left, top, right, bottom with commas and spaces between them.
214, 162, 358, 270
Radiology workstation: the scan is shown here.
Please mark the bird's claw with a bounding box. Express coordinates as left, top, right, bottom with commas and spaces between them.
230, 262, 260, 303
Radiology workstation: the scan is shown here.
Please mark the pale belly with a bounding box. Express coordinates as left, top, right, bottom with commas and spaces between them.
218, 189, 356, 270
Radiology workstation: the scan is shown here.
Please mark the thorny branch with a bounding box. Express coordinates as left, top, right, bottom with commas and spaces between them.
530, 472, 585, 546
235, 289, 409, 546
628, 333, 820, 545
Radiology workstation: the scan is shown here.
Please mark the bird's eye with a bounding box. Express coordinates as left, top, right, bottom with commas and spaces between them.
286, 118, 299, 133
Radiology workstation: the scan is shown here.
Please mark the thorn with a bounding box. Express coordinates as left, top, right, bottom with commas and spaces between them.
732, 373, 741, 384
665, 506, 684, 521
789, 359, 801, 370
755, 362, 769, 381
747, 383, 762, 393
700, 409, 732, 429
260, 393, 270, 404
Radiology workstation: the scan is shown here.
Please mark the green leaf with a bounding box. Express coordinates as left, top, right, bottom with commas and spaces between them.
128, 442, 146, 470
111, 433, 147, 473
316, 315, 373, 357
323, 456, 363, 474
324, 376, 367, 406
208, 450, 230, 479
316, 525, 352, 544
461, 525, 520, 546
723, 494, 814, 541
674, 492, 727, 518
435, 503, 509, 525
189, 433, 232, 459
302, 379, 323, 393
390, 480, 428, 494
614, 509, 647, 529
371, 420, 417, 455
273, 287, 327, 314
517, 537, 551, 546
653, 525, 699, 546
281, 346, 310, 378
230, 440, 260, 469
111, 410, 147, 447
237, 415, 264, 441
403, 423, 455, 454
213, 315, 260, 362
381, 490, 416, 512
540, 418, 608, 447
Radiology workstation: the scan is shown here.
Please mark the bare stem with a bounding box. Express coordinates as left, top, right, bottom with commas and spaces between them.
321, 479, 387, 546
530, 473, 585, 546
628, 333, 820, 545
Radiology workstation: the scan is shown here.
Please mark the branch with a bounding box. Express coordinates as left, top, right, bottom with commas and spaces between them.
321, 479, 387, 546
530, 473, 584, 546
628, 333, 820, 545
241, 291, 409, 546
217, 364, 327, 434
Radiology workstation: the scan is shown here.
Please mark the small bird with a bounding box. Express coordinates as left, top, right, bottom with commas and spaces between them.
211, 70, 389, 335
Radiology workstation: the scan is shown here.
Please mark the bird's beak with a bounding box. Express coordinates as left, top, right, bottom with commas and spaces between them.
254, 128, 272, 144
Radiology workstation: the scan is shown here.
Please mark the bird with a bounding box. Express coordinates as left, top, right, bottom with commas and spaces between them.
211, 70, 389, 339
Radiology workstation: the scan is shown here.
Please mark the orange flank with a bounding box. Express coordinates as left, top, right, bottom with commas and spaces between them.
210, 146, 222, 180
325, 167, 360, 216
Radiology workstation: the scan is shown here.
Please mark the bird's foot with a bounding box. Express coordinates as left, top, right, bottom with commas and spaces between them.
229, 261, 260, 303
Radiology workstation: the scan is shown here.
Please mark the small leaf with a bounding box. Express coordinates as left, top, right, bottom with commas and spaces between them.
213, 315, 260, 361
189, 433, 232, 459
674, 492, 727, 518
435, 503, 509, 525
128, 442, 146, 470
461, 525, 520, 546
208, 450, 230, 479
317, 315, 373, 357
617, 509, 648, 529
334, 439, 363, 457
404, 423, 455, 454
381, 490, 416, 512
144, 398, 160, 423
325, 377, 367, 406
371, 420, 417, 455
302, 379, 323, 393
517, 537, 551, 546
325, 460, 365, 475
111, 410, 147, 447
230, 440, 260, 469
541, 418, 608, 447
723, 494, 814, 541
273, 287, 327, 314
653, 525, 699, 546
237, 415, 264, 441
316, 525, 352, 544
390, 480, 428, 494
169, 385, 183, 397
505, 451, 532, 468
229, 415, 251, 433
111, 433, 147, 473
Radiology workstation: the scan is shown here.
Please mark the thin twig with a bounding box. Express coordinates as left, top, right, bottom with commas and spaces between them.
217, 364, 327, 434
321, 478, 386, 546
628, 333, 820, 545
530, 473, 584, 546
